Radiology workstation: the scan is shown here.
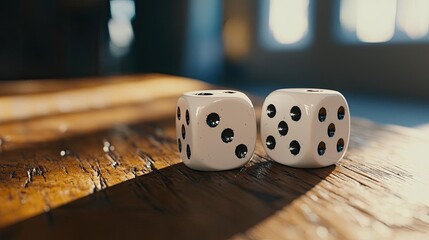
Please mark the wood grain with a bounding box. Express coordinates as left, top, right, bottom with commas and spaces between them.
0, 74, 209, 123
0, 75, 428, 240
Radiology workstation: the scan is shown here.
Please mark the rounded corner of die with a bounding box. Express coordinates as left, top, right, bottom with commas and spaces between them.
234, 93, 255, 108
268, 89, 284, 97
177, 95, 189, 106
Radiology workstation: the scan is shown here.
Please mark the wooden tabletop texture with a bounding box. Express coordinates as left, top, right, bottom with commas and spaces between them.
0, 74, 428, 240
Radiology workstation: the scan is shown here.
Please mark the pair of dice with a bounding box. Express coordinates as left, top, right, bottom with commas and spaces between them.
176, 89, 350, 171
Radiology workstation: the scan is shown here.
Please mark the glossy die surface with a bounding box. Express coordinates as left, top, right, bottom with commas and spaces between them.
260, 88, 350, 168
176, 90, 256, 171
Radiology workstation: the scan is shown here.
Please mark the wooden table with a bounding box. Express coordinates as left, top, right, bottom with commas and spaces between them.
0, 74, 428, 239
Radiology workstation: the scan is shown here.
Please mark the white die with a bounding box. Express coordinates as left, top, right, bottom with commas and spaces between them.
260, 89, 350, 168
176, 90, 257, 171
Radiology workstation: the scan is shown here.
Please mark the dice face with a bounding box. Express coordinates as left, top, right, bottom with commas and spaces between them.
176, 90, 257, 171
260, 89, 350, 168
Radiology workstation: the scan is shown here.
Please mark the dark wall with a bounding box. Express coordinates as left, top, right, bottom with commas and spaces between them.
0, 0, 201, 80
0, 0, 109, 80
133, 1, 189, 75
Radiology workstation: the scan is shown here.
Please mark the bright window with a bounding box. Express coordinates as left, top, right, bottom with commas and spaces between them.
337, 0, 429, 43
260, 0, 313, 49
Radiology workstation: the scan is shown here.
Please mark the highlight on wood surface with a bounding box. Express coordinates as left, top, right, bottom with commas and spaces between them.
0, 74, 210, 123
0, 74, 428, 239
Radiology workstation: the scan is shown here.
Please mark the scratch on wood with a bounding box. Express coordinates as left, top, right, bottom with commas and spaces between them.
103, 139, 120, 168
116, 126, 158, 173
340, 164, 383, 184
96, 158, 108, 189
75, 155, 89, 174
84, 156, 102, 191
137, 150, 156, 172
23, 166, 46, 188
60, 149, 90, 174
130, 167, 138, 177
87, 158, 108, 191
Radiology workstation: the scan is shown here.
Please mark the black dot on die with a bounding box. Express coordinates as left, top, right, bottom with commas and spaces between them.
206, 113, 220, 128
337, 138, 345, 152
177, 139, 182, 152
266, 136, 276, 150
267, 104, 276, 118
317, 141, 326, 156
235, 144, 248, 159
186, 144, 191, 159
221, 128, 234, 143
278, 121, 288, 136
186, 109, 190, 125
195, 92, 213, 96
181, 124, 186, 139
327, 123, 336, 137
338, 106, 345, 120
177, 107, 181, 120
289, 140, 301, 155
224, 91, 236, 94
290, 106, 301, 121
318, 107, 327, 122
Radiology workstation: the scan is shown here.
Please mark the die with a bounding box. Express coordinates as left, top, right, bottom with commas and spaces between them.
176, 90, 257, 171
260, 88, 350, 168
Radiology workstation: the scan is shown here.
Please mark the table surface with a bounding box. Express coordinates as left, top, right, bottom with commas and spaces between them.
0, 74, 428, 240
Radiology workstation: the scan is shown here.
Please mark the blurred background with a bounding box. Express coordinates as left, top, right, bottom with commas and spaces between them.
0, 0, 429, 126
